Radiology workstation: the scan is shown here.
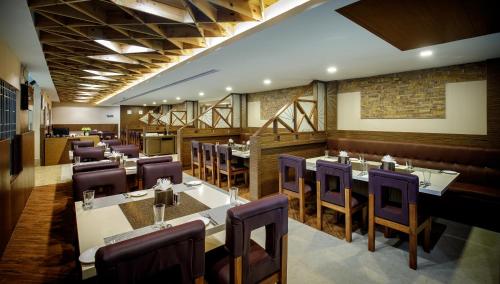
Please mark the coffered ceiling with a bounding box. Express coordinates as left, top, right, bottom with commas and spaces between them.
28, 0, 277, 103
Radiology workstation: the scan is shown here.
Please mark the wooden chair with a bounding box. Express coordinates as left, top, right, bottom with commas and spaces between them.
206, 194, 288, 284
216, 145, 248, 189
202, 143, 217, 184
368, 169, 432, 270
278, 154, 311, 223
316, 160, 367, 242
191, 141, 203, 179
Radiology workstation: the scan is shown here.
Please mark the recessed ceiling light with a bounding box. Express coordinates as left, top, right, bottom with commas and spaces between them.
88, 54, 140, 64
327, 66, 337, 73
163, 99, 167, 103
83, 70, 122, 76
94, 40, 154, 54
226, 86, 232, 92
176, 97, 181, 100
81, 76, 116, 81
199, 92, 204, 96
143, 104, 147, 106
78, 83, 105, 88
419, 50, 433, 57
152, 101, 156, 105
263, 79, 272, 85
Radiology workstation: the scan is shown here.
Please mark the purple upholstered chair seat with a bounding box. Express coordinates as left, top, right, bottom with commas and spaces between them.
102, 139, 121, 146
324, 190, 367, 207
72, 140, 94, 150
206, 240, 272, 284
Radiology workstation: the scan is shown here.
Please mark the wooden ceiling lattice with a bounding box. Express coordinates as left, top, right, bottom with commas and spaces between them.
29, 0, 278, 103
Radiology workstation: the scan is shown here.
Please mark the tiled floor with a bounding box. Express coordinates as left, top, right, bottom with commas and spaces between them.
2, 164, 499, 283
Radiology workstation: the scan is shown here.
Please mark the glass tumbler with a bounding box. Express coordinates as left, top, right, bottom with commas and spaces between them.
153, 203, 166, 229
423, 170, 432, 186
324, 150, 329, 158
229, 187, 239, 207
83, 190, 95, 210
74, 156, 81, 165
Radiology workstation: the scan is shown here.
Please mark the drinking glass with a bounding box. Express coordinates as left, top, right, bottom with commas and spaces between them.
423, 170, 432, 186
229, 187, 239, 207
324, 150, 329, 158
83, 190, 95, 210
153, 203, 166, 229
361, 160, 368, 176
74, 156, 81, 165
174, 190, 180, 205
406, 160, 413, 172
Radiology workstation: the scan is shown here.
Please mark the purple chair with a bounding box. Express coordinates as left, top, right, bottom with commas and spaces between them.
136, 156, 173, 189
316, 160, 367, 242
102, 139, 121, 146
206, 194, 288, 284
110, 145, 140, 158
74, 147, 105, 162
72, 161, 119, 174
368, 169, 431, 270
96, 220, 205, 284
142, 161, 183, 189
202, 143, 217, 184
278, 154, 310, 223
101, 131, 116, 140
72, 140, 94, 150
216, 145, 248, 189
191, 141, 203, 179
72, 168, 127, 201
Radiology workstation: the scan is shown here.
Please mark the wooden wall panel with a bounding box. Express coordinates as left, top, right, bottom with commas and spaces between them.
52, 124, 118, 133
0, 132, 35, 256
120, 105, 157, 132
0, 139, 11, 254
250, 133, 327, 199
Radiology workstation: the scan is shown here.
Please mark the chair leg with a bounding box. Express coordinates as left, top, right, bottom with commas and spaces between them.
345, 188, 352, 243
362, 206, 368, 232
384, 227, 392, 238
227, 172, 232, 189
217, 170, 221, 188
409, 203, 418, 270
424, 217, 432, 253
409, 231, 417, 270
299, 178, 305, 223
244, 171, 248, 186
316, 181, 322, 230
191, 163, 195, 177
368, 194, 375, 252
211, 168, 216, 184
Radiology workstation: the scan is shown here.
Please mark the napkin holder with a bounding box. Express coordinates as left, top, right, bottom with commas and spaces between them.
381, 161, 395, 171
338, 156, 350, 164
154, 188, 174, 206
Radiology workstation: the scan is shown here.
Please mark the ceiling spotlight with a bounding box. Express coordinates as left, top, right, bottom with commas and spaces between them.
327, 66, 337, 73
143, 104, 147, 106
163, 99, 167, 103
199, 92, 204, 96
226, 86, 232, 92
176, 97, 181, 100
419, 50, 433, 57
152, 101, 156, 105
263, 79, 272, 85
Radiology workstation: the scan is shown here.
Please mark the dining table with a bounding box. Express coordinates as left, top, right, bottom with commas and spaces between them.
219, 143, 250, 159
75, 172, 247, 280
306, 156, 460, 196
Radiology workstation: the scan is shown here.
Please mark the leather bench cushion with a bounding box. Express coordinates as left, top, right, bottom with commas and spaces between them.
327, 138, 500, 190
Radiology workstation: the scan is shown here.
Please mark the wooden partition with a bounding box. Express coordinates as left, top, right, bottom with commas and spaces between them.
249, 132, 327, 199
0, 131, 35, 255
176, 128, 242, 169
52, 124, 118, 133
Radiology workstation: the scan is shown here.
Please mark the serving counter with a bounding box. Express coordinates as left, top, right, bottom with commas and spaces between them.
142, 134, 176, 156
43, 135, 100, 165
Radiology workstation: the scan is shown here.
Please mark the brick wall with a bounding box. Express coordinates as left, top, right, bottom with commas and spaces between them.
338, 62, 486, 119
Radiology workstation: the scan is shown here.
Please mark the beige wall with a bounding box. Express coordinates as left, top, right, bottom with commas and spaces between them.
0, 41, 21, 89
337, 80, 487, 135
52, 103, 120, 125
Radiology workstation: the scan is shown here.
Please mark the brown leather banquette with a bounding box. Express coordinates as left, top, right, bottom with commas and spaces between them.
327, 138, 500, 198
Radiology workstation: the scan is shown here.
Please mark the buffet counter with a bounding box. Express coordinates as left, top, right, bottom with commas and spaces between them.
142, 134, 176, 156
43, 135, 100, 165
